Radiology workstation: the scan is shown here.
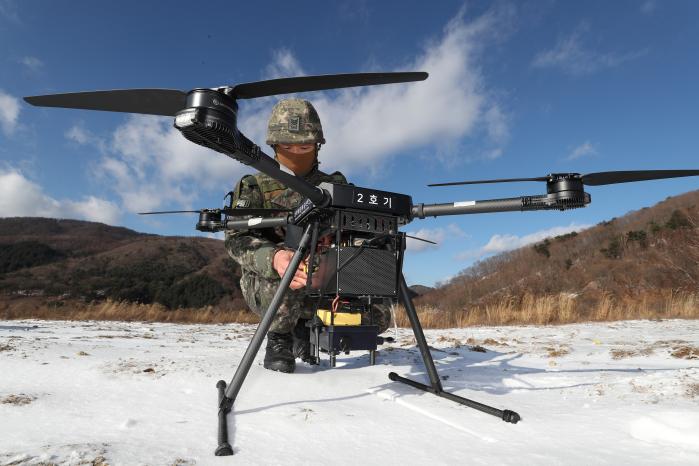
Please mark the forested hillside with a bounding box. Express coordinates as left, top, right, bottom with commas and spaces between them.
0, 218, 246, 317
3, 187, 699, 328
413, 190, 699, 326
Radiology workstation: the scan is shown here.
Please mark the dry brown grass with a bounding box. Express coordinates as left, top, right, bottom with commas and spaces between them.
2, 290, 698, 329
0, 298, 259, 325
397, 291, 699, 328
610, 348, 650, 359
1, 394, 36, 405
545, 346, 570, 358
671, 346, 699, 360
482, 338, 509, 347
610, 349, 636, 360
435, 335, 463, 347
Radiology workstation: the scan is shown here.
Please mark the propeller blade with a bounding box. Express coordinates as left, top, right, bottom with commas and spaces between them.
231, 72, 428, 99
24, 89, 187, 116
581, 170, 699, 186
138, 210, 200, 215
430, 170, 699, 188
428, 176, 548, 187
24, 72, 427, 115
138, 207, 290, 216
405, 234, 437, 245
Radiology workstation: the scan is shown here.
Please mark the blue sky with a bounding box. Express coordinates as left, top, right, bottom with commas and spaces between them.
1, 0, 698, 286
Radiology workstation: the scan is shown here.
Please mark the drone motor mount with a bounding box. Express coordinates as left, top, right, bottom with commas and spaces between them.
195, 209, 223, 232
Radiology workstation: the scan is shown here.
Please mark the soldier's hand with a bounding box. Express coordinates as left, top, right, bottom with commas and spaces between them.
272, 249, 308, 290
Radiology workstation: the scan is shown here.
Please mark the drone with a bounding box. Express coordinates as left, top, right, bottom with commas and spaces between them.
25, 73, 699, 456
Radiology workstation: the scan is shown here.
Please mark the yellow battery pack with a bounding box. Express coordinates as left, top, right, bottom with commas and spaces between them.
316, 309, 361, 326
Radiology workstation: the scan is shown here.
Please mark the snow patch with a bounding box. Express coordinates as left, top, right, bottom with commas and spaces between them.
119, 418, 138, 429
368, 386, 498, 442
2, 319, 699, 464
629, 412, 699, 451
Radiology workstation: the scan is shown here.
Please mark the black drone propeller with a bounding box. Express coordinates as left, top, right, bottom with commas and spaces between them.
138, 208, 290, 216
24, 89, 187, 116
429, 170, 699, 187
24, 72, 428, 116
230, 72, 428, 99
405, 234, 437, 245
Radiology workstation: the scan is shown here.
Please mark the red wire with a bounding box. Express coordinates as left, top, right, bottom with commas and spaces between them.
332, 295, 340, 313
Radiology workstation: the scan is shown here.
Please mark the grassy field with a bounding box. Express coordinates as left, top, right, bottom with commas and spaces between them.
399, 291, 699, 328
2, 291, 698, 328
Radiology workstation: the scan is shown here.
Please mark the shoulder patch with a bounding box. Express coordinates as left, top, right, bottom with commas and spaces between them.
235, 199, 250, 208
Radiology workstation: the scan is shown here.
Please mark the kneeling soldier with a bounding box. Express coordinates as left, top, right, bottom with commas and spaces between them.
226, 99, 391, 373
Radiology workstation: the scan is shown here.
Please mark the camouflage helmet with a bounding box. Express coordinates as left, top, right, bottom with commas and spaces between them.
266, 98, 325, 146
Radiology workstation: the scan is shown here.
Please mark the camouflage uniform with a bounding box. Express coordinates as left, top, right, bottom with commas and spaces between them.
225, 168, 392, 334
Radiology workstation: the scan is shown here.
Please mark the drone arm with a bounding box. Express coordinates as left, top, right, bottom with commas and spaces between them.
412, 193, 590, 218
173, 103, 329, 207
413, 197, 524, 218
232, 132, 330, 207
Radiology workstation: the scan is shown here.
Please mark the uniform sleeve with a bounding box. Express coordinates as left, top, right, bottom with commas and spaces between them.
224, 175, 280, 280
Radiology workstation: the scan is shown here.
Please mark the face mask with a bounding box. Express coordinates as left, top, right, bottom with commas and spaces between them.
276, 148, 317, 176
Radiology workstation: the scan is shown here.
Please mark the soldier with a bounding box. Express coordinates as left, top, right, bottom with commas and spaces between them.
225, 99, 391, 373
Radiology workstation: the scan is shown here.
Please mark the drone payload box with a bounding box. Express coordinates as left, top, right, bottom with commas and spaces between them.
290, 183, 412, 298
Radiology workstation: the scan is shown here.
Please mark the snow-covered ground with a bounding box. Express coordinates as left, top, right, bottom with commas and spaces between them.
1, 319, 698, 465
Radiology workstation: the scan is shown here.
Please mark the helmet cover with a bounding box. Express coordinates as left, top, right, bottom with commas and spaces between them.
266, 98, 325, 146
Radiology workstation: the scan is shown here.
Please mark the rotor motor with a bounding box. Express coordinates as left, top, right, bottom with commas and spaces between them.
173, 89, 258, 163
542, 174, 590, 211
195, 209, 223, 232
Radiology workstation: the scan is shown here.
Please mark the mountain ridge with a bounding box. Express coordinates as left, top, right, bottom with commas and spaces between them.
2, 187, 699, 325
416, 189, 699, 322
0, 217, 245, 311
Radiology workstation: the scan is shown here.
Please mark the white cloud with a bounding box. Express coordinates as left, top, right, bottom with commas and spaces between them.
0, 89, 20, 136
0, 168, 120, 224
483, 105, 509, 144
264, 48, 306, 79
456, 222, 591, 260
640, 1, 656, 15
75, 6, 513, 214
65, 123, 108, 154
483, 147, 503, 160
532, 23, 646, 76
90, 115, 247, 213
567, 141, 597, 161
0, 0, 20, 23
406, 224, 467, 252
238, 6, 513, 175
65, 124, 91, 145
62, 196, 121, 224
20, 56, 43, 72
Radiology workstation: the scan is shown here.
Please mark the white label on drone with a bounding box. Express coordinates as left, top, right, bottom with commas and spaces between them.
248, 218, 263, 226
454, 200, 476, 207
